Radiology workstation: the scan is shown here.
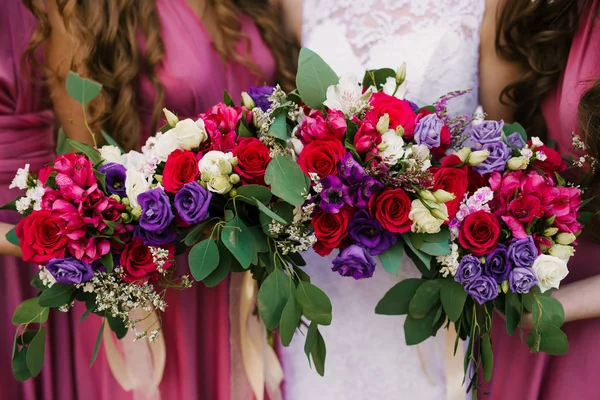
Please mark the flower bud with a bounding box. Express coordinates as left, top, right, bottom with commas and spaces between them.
121, 197, 131, 207
543, 227, 559, 237
396, 62, 407, 85
507, 156, 529, 171
395, 124, 405, 136
154, 174, 163, 183
131, 206, 142, 220
432, 189, 455, 204
555, 232, 576, 245
545, 215, 557, 227
229, 156, 238, 167
229, 188, 238, 198
419, 190, 437, 203
430, 206, 449, 221
467, 150, 490, 167
229, 174, 240, 185
376, 114, 390, 134
110, 194, 121, 203
163, 108, 179, 127
501, 280, 509, 294
455, 147, 471, 163
548, 244, 575, 260
121, 213, 132, 224
241, 92, 255, 110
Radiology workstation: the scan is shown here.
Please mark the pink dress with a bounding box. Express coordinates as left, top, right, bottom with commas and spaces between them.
480, 5, 600, 399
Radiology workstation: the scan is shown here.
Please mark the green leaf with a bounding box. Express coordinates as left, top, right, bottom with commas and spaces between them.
440, 279, 468, 322
189, 238, 220, 281
415, 105, 436, 114
25, 327, 46, 377
295, 282, 332, 326
99, 253, 114, 274
255, 199, 288, 224
38, 283, 75, 308
296, 47, 339, 109
505, 291, 522, 335
56, 127, 71, 156
66, 71, 102, 106
375, 279, 423, 315
249, 226, 269, 254
183, 219, 211, 247
423, 228, 451, 243
12, 348, 31, 382
286, 252, 306, 267
17, 330, 39, 346
67, 139, 102, 165
304, 321, 317, 364
100, 131, 123, 151
107, 315, 127, 340
534, 295, 565, 328
279, 285, 298, 347
362, 68, 395, 90
237, 110, 253, 138
403, 234, 431, 271
223, 90, 235, 107
12, 298, 49, 325
404, 308, 437, 345
264, 155, 310, 207
6, 227, 19, 247
257, 269, 290, 330
538, 323, 569, 355
221, 216, 254, 269
480, 334, 494, 382
378, 241, 404, 275
408, 279, 442, 319
203, 242, 234, 287
268, 112, 287, 141
311, 328, 327, 376
235, 185, 272, 205
294, 266, 311, 283
0, 198, 18, 212
419, 241, 451, 256
90, 320, 105, 368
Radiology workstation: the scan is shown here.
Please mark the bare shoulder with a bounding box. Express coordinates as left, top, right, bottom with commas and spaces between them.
276, 0, 303, 43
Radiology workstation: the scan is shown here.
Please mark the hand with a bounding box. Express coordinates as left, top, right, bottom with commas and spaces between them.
0, 222, 22, 257
494, 308, 533, 330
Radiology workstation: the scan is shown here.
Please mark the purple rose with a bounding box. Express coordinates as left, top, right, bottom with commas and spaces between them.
455, 255, 482, 284
465, 275, 499, 304
484, 244, 512, 283
338, 152, 366, 185
98, 162, 127, 197
46, 257, 94, 284
474, 141, 511, 175
509, 267, 538, 294
352, 176, 384, 208
471, 120, 504, 145
332, 244, 376, 279
320, 175, 352, 213
174, 182, 212, 225
508, 236, 538, 268
248, 85, 275, 111
506, 132, 526, 150
348, 210, 397, 255
414, 113, 444, 148
136, 223, 177, 246
138, 188, 175, 232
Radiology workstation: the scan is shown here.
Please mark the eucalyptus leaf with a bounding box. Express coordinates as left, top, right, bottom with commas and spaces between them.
25, 327, 46, 377
295, 282, 332, 326
311, 328, 327, 376
404, 308, 437, 345
203, 242, 234, 287
38, 283, 74, 308
279, 285, 298, 347
503, 122, 527, 142
375, 279, 423, 315
223, 90, 235, 107
296, 48, 339, 109
403, 234, 431, 271
304, 321, 317, 365
66, 71, 102, 106
12, 348, 30, 382
537, 323, 569, 355
189, 238, 220, 281
257, 269, 290, 330
505, 291, 522, 336
12, 298, 49, 326
249, 226, 270, 254
183, 220, 211, 247
362, 68, 395, 90
440, 279, 468, 323
264, 155, 310, 207
256, 199, 288, 224
107, 315, 127, 340
235, 185, 272, 204
67, 139, 102, 165
56, 128, 71, 156
480, 334, 494, 382
378, 241, 404, 275
268, 112, 287, 141
100, 252, 114, 274
408, 280, 441, 319
221, 216, 254, 269
419, 241, 451, 256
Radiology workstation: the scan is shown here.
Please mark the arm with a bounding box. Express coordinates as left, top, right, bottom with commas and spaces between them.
479, 0, 521, 121
0, 223, 21, 257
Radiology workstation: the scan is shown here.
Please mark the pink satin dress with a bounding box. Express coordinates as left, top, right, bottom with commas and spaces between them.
480, 4, 600, 399
1, 0, 275, 398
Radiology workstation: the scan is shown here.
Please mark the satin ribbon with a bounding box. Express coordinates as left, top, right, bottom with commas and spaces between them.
103, 308, 166, 400
230, 271, 284, 400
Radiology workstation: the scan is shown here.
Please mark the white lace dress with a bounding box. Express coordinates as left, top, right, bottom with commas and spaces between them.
281, 1, 485, 399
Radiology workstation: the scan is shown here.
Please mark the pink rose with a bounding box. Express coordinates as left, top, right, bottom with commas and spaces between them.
297, 110, 347, 145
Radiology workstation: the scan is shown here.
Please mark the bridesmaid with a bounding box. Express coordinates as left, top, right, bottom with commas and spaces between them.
23, 0, 298, 399
480, 1, 600, 398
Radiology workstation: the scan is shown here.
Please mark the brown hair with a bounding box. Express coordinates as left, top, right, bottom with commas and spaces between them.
22, 0, 299, 151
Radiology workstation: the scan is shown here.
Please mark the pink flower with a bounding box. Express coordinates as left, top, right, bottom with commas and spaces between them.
40, 189, 63, 211
52, 199, 87, 240
547, 186, 582, 233
297, 110, 347, 145
501, 215, 527, 239
354, 119, 381, 157
199, 103, 243, 141
68, 236, 111, 264
211, 131, 237, 153
53, 154, 97, 200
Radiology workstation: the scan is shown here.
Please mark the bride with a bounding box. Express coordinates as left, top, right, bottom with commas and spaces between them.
279, 0, 501, 398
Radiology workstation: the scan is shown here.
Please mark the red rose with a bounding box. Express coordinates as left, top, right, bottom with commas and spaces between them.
369, 188, 412, 234
298, 139, 346, 179
120, 238, 174, 284
532, 145, 567, 176
312, 207, 353, 256
433, 167, 468, 220
233, 137, 272, 185
16, 210, 68, 264
354, 119, 382, 157
163, 149, 199, 193
366, 92, 417, 140
508, 194, 543, 224
458, 210, 501, 256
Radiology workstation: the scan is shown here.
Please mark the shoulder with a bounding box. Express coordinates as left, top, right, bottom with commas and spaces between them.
275, 0, 303, 43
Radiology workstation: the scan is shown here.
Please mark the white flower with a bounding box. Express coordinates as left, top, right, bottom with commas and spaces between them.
507, 156, 529, 171
125, 169, 150, 208
206, 175, 233, 194
83, 282, 95, 293
409, 199, 447, 234
548, 244, 575, 260
536, 151, 547, 161
520, 148, 533, 159
99, 146, 123, 165
38, 266, 56, 288
380, 76, 407, 100
153, 131, 179, 161
378, 130, 405, 165
26, 183, 45, 211
555, 233, 576, 245
170, 118, 208, 151
404, 144, 431, 171
10, 164, 30, 190
532, 254, 569, 293
531, 137, 544, 147
432, 189, 455, 204
288, 137, 304, 157
323, 75, 370, 116
467, 150, 490, 167
199, 151, 235, 180
438, 243, 460, 277
163, 108, 179, 127
241, 92, 255, 109
15, 197, 32, 214
455, 147, 471, 162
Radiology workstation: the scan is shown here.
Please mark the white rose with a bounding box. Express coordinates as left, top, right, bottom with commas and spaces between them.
409, 199, 446, 234
154, 131, 179, 161
125, 169, 150, 208
199, 151, 234, 180
170, 118, 207, 151
532, 254, 569, 293
207, 175, 233, 194
548, 244, 575, 260
99, 146, 123, 165
378, 130, 405, 165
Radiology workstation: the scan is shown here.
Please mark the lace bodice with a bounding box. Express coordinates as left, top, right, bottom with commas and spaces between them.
282, 2, 485, 399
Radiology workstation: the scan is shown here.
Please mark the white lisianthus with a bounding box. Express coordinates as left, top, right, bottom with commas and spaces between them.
207, 175, 233, 194
466, 150, 490, 167
163, 108, 179, 127
409, 199, 447, 234
169, 118, 208, 151
532, 254, 569, 293
199, 150, 235, 180
555, 232, 576, 245
125, 169, 150, 208
507, 156, 529, 170
378, 130, 405, 165
548, 244, 575, 260
404, 144, 431, 171
153, 131, 179, 161
376, 114, 390, 134
455, 147, 471, 163
432, 189, 455, 204
324, 75, 371, 116
9, 164, 30, 190
99, 146, 123, 165
381, 76, 407, 100
241, 92, 255, 109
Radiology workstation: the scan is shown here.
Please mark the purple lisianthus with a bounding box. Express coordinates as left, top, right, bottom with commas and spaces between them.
455, 255, 482, 284
484, 244, 512, 283
138, 188, 175, 232
465, 275, 499, 304
46, 257, 94, 284
174, 181, 212, 225
338, 152, 366, 185
352, 176, 384, 209
471, 120, 504, 145
348, 210, 397, 255
407, 100, 420, 112
136, 223, 177, 246
332, 244, 376, 279
98, 162, 127, 197
320, 175, 352, 213
509, 267, 538, 294
414, 113, 444, 148
506, 132, 526, 150
508, 236, 538, 268
248, 85, 275, 111
474, 141, 511, 175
